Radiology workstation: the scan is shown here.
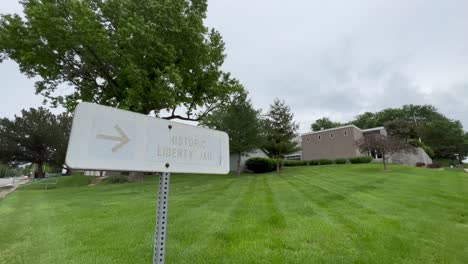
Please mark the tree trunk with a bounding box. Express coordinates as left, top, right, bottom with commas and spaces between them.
276, 157, 280, 174
236, 152, 242, 177
37, 162, 45, 178
382, 152, 387, 170
128, 171, 144, 182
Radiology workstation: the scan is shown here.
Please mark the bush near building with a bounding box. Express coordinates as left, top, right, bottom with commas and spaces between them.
318, 159, 333, 165
283, 160, 308, 167
415, 162, 426, 167
246, 156, 378, 173
427, 163, 441, 169
349, 156, 373, 164
307, 160, 320, 166
334, 158, 347, 164
245, 158, 276, 173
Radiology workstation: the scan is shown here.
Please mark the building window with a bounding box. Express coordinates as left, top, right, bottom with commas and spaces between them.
330, 133, 334, 138
317, 135, 321, 140
344, 130, 348, 136
306, 137, 310, 142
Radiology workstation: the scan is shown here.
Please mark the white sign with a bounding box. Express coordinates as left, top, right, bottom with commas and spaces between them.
66, 103, 230, 174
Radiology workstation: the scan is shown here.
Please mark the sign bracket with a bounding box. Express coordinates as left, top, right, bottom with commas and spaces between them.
154, 172, 170, 264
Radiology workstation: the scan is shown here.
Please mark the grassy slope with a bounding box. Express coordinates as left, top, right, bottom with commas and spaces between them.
0, 164, 467, 264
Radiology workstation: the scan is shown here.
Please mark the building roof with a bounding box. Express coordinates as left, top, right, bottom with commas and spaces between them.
301, 125, 385, 136
361, 127, 385, 132
301, 125, 360, 136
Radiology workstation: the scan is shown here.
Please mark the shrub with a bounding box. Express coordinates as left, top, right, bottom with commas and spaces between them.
307, 160, 319, 166
421, 145, 435, 158
245, 157, 276, 173
426, 163, 441, 169
318, 159, 333, 165
415, 162, 425, 167
349, 156, 373, 164
283, 160, 307, 167
334, 158, 347, 164
433, 159, 457, 167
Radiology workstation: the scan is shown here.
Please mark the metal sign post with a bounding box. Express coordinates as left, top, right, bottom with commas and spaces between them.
65, 102, 230, 263
154, 172, 170, 264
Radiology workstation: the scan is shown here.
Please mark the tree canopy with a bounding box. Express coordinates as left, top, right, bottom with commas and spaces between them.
201, 93, 261, 175
0, 0, 242, 120
0, 108, 71, 177
262, 99, 299, 173
310, 117, 342, 131
356, 134, 416, 170
314, 104, 466, 159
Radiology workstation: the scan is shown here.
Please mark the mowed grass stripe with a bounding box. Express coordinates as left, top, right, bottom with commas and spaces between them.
279, 165, 468, 263
0, 164, 467, 264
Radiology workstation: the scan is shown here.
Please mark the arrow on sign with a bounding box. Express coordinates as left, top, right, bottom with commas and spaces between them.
96, 125, 130, 152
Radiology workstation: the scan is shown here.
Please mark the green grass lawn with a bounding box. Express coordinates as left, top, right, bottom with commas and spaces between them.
0, 164, 467, 264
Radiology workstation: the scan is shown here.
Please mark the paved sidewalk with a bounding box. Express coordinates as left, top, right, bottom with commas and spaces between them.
0, 177, 27, 199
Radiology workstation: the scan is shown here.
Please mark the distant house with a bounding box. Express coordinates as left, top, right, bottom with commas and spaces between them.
301, 125, 432, 165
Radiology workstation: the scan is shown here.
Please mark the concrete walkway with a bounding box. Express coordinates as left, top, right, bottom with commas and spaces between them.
0, 177, 27, 199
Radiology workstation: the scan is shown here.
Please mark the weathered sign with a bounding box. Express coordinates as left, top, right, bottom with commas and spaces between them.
66, 102, 230, 174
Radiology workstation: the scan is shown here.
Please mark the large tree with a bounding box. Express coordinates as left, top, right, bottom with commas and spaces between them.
262, 99, 299, 174
353, 105, 465, 159
201, 93, 261, 176
355, 134, 416, 171
0, 108, 72, 178
0, 0, 242, 120
310, 117, 342, 131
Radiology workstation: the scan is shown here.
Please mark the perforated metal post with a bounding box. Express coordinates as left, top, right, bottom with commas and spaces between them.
154, 172, 170, 264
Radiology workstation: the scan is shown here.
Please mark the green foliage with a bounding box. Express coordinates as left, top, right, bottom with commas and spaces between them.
261, 99, 299, 173
354, 105, 442, 129
334, 158, 347, 164
0, 163, 25, 178
307, 160, 320, 166
200, 93, 261, 175
351, 105, 465, 159
409, 141, 435, 158
433, 159, 458, 167
0, 0, 242, 120
310, 117, 342, 131
283, 160, 308, 167
421, 119, 465, 159
385, 119, 420, 141
245, 157, 275, 173
421, 144, 435, 158
349, 156, 373, 164
318, 159, 333, 165
0, 108, 71, 177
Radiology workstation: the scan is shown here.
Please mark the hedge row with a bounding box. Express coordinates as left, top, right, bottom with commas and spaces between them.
349, 156, 373, 164
246, 156, 373, 173
244, 158, 276, 173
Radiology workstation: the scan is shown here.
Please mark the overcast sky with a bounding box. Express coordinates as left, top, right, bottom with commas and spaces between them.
1, 0, 467, 133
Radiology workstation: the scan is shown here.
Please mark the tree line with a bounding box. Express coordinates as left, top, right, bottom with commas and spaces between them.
311, 105, 468, 161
